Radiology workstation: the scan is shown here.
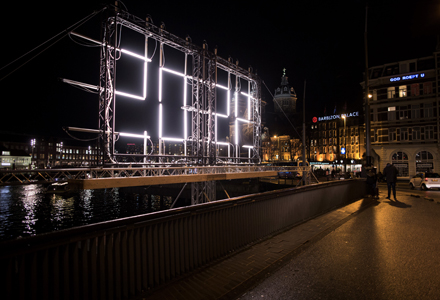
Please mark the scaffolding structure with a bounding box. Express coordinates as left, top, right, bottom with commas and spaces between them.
63, 4, 262, 203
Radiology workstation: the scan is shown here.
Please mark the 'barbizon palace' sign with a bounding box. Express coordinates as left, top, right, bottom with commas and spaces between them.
312, 111, 359, 123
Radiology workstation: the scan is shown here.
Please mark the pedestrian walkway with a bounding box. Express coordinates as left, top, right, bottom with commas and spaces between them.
238, 189, 440, 299
144, 194, 381, 299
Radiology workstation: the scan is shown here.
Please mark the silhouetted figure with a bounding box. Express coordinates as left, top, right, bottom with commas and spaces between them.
377, 171, 384, 183
366, 168, 378, 198
383, 163, 398, 200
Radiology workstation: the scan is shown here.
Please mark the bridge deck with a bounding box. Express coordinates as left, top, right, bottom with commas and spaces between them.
68, 170, 280, 189
1, 165, 309, 189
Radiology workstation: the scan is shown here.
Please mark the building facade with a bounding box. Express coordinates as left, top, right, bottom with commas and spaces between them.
362, 53, 440, 178
309, 111, 365, 174
273, 69, 297, 114
261, 70, 303, 163
262, 135, 302, 163
2, 137, 99, 168
0, 147, 31, 170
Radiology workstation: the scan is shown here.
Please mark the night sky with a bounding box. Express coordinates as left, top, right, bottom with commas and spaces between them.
1, 0, 439, 145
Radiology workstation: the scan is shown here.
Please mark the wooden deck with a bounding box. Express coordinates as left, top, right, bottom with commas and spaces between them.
68, 170, 280, 189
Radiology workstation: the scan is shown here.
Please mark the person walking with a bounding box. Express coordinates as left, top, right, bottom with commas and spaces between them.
383, 163, 398, 200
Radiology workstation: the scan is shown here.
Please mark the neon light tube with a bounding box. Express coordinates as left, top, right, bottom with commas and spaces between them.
159, 68, 163, 103
227, 90, 230, 117
163, 67, 186, 77
240, 92, 255, 99
114, 48, 151, 100
115, 90, 145, 100
121, 49, 152, 62
144, 58, 148, 98
216, 142, 230, 146
216, 113, 228, 118
235, 92, 238, 118
243, 145, 254, 148
68, 33, 152, 101
247, 82, 251, 120
237, 118, 251, 123
184, 76, 187, 140
162, 137, 184, 142
119, 132, 151, 139
235, 119, 238, 145
159, 104, 163, 138
216, 84, 228, 90
227, 73, 231, 117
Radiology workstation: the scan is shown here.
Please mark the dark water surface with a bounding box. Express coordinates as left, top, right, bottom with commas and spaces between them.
0, 178, 289, 242
0, 184, 173, 242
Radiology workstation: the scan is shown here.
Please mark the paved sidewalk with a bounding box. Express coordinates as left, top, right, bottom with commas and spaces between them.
144, 196, 378, 299
238, 190, 440, 300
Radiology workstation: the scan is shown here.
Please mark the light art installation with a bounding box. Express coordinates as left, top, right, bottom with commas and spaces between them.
63, 6, 261, 167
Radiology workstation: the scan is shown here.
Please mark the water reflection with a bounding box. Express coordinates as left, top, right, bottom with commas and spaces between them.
21, 185, 41, 235
0, 184, 173, 242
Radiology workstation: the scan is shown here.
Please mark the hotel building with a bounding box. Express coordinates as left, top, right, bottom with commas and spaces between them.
361, 52, 440, 178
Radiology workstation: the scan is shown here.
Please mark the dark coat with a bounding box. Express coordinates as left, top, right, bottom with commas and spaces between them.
383, 164, 398, 183
366, 172, 377, 184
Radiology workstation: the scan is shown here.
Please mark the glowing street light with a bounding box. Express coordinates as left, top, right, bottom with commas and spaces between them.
342, 115, 347, 173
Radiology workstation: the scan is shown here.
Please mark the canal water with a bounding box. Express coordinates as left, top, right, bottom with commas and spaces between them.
0, 184, 177, 242
0, 179, 293, 242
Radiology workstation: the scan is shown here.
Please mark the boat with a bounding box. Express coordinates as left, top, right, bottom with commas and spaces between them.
44, 182, 71, 194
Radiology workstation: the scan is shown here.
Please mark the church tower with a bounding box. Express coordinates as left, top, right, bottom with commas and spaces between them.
273, 69, 297, 114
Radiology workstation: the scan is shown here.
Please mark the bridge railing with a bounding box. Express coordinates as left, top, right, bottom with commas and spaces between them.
0, 179, 366, 300
0, 165, 309, 186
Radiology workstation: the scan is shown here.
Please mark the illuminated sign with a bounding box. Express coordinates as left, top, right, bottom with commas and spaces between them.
341, 147, 346, 154
313, 111, 359, 122
390, 73, 425, 82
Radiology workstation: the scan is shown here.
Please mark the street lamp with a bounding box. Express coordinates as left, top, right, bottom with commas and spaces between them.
342, 115, 347, 173
30, 139, 36, 169
88, 146, 91, 166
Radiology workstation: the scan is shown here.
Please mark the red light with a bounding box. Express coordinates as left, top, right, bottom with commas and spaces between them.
312, 117, 317, 123
425, 178, 428, 181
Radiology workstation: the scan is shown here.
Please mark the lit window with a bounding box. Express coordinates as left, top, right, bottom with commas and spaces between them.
387, 87, 396, 98
399, 85, 407, 97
